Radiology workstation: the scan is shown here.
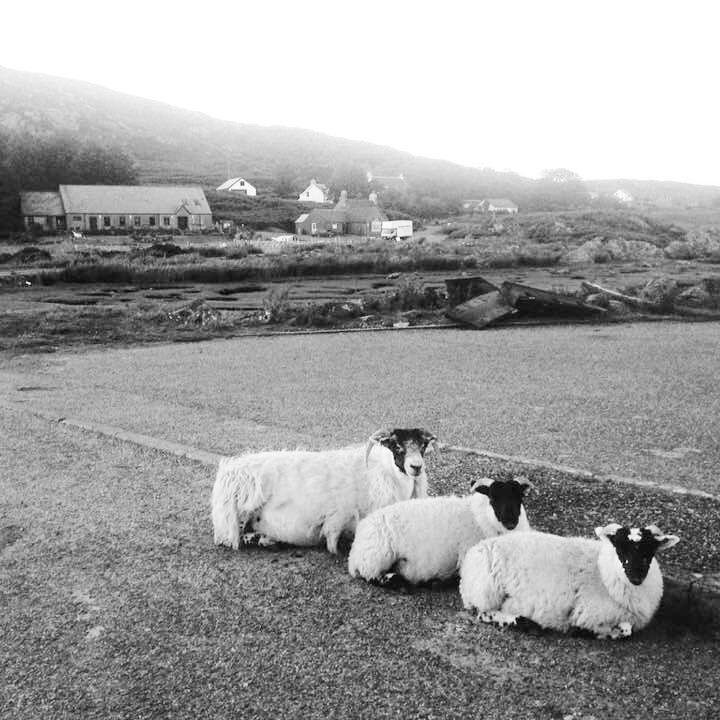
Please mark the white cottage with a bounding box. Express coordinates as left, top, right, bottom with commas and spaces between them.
298, 178, 331, 203
216, 177, 257, 196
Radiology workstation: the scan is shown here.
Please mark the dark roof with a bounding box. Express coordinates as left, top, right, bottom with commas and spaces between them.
20, 191, 64, 216
336, 199, 387, 223
297, 208, 347, 224
58, 185, 212, 215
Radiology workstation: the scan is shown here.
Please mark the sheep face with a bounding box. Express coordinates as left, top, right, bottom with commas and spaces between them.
368, 428, 437, 477
473, 477, 530, 530
595, 523, 680, 586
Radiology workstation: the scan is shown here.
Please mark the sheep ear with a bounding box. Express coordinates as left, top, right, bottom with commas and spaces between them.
471, 478, 492, 495
369, 428, 394, 446
595, 523, 622, 541
365, 429, 394, 465
514, 475, 534, 495
421, 430, 438, 454
647, 526, 680, 551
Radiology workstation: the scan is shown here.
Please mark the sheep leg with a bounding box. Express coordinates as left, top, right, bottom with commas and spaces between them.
478, 610, 518, 628
373, 572, 412, 592
596, 621, 632, 640
241, 532, 278, 548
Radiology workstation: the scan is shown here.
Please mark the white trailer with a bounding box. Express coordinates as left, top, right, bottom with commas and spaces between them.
381, 220, 413, 239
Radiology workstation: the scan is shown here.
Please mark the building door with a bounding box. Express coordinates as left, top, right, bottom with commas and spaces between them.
89, 216, 98, 231
178, 216, 188, 230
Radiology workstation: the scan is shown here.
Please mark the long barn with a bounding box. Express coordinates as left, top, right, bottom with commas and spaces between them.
20, 185, 213, 233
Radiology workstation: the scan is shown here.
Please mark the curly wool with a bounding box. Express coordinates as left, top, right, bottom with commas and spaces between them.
348, 492, 530, 584
211, 440, 429, 554
459, 530, 667, 637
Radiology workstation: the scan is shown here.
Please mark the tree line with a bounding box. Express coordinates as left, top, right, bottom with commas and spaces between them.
0, 132, 137, 235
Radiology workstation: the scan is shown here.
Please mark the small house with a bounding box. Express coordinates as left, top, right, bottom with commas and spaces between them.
295, 209, 346, 236
613, 189, 634, 204
295, 191, 388, 237
298, 178, 332, 203
216, 177, 257, 196
366, 171, 407, 193
20, 191, 66, 232
479, 198, 519, 214
338, 198, 387, 236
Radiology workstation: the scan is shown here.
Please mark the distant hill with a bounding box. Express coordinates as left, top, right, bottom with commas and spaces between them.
587, 179, 720, 208
0, 65, 528, 199
1, 65, 719, 215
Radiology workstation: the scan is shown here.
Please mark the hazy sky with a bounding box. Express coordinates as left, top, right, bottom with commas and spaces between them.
3, 0, 720, 185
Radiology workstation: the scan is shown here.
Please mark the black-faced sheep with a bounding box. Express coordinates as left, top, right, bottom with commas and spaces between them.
211, 427, 437, 553
348, 476, 532, 585
459, 523, 679, 639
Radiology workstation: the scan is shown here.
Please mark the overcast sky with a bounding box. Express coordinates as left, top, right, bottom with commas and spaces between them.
3, 0, 720, 185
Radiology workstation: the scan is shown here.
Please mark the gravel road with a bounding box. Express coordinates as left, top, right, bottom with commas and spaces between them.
2, 321, 719, 494
2, 407, 719, 720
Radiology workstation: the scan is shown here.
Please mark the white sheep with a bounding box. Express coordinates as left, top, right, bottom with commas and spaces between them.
211, 427, 437, 553
459, 523, 680, 639
348, 476, 532, 586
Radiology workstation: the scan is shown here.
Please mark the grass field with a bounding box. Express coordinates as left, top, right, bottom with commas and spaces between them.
2, 208, 720, 352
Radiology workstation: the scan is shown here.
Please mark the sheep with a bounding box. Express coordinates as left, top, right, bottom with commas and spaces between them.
347, 476, 532, 586
459, 523, 680, 639
211, 427, 437, 553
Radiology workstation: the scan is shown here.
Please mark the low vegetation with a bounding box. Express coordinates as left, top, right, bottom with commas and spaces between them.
5, 208, 717, 289
2, 207, 720, 352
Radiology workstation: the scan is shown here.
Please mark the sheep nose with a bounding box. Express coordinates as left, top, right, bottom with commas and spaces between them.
410, 463, 422, 475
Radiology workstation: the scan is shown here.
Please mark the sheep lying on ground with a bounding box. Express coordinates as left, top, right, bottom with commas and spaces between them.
348, 476, 532, 586
459, 523, 680, 639
211, 427, 437, 553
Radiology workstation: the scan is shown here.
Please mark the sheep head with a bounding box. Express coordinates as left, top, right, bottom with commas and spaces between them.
365, 427, 437, 476
471, 475, 532, 530
595, 523, 680, 586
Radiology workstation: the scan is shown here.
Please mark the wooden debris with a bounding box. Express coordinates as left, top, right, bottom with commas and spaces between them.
444, 276, 500, 307
581, 280, 720, 318
501, 281, 606, 316
445, 290, 516, 329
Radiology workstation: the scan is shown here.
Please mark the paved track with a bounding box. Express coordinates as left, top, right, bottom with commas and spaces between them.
3, 324, 720, 719
1, 321, 719, 494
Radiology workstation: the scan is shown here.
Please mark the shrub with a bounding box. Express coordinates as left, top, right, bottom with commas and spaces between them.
226, 244, 264, 259
197, 246, 227, 258
262, 285, 291, 322
143, 242, 189, 258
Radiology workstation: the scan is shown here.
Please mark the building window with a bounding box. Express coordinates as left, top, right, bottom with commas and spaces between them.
103, 216, 111, 227
134, 216, 141, 227
163, 216, 170, 226
119, 216, 126, 227
72, 216, 82, 221
311, 223, 317, 234
149, 217, 156, 226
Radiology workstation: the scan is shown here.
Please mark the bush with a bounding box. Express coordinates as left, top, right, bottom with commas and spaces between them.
144, 243, 189, 258
262, 285, 291, 322
226, 244, 264, 259
197, 246, 227, 258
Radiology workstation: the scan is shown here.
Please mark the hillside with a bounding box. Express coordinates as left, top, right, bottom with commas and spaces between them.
0, 65, 528, 199
2, 65, 720, 220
